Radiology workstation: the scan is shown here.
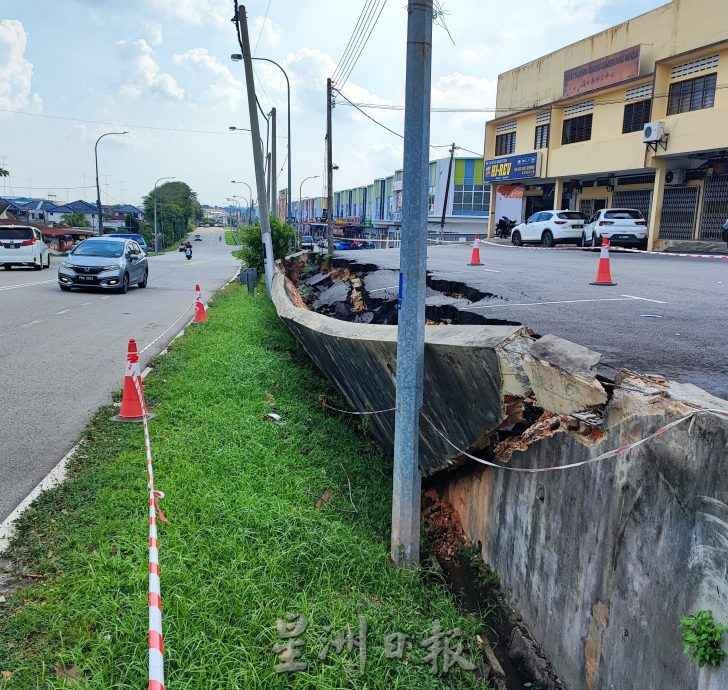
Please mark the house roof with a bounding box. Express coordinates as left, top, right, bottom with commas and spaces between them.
48, 200, 98, 214
115, 204, 143, 214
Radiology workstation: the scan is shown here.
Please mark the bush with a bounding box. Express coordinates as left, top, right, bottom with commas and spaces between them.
680, 610, 727, 667
239, 216, 295, 271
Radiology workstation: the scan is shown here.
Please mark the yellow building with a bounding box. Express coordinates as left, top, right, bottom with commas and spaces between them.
483, 0, 728, 249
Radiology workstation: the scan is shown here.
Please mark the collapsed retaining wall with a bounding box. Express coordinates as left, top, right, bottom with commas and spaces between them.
272, 261, 728, 690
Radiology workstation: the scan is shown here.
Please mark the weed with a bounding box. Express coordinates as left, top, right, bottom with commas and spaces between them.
680, 610, 727, 667
458, 544, 500, 591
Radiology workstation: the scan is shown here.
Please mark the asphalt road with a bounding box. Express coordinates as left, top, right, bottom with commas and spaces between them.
0, 228, 239, 522
346, 242, 728, 400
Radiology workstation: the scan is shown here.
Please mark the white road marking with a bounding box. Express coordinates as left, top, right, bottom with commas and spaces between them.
0, 279, 55, 291
468, 297, 640, 310
20, 319, 43, 327
621, 294, 667, 304
432, 268, 501, 274
55, 308, 71, 315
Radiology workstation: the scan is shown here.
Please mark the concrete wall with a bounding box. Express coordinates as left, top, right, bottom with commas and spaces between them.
443, 379, 728, 690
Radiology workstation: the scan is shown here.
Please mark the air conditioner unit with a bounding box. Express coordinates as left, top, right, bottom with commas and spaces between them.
643, 121, 665, 143
665, 168, 686, 185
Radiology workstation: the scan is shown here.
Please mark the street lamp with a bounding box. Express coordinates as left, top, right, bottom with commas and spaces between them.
231, 180, 253, 224
233, 195, 248, 226
153, 176, 175, 253
298, 175, 320, 240
95, 131, 127, 235
231, 53, 292, 227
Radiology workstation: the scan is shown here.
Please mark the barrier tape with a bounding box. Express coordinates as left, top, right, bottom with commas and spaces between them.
130, 370, 168, 690
139, 302, 195, 356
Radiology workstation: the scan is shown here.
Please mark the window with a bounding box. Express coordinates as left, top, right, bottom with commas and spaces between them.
561, 113, 593, 144
622, 99, 652, 133
667, 73, 717, 114
452, 183, 489, 214
557, 212, 585, 220
534, 124, 550, 149
495, 132, 516, 156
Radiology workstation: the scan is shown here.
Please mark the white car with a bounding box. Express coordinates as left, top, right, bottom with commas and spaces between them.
510, 210, 586, 247
0, 225, 51, 270
582, 208, 648, 249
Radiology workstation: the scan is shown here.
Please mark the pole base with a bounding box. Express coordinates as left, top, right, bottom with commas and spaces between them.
589, 281, 617, 286
109, 412, 154, 424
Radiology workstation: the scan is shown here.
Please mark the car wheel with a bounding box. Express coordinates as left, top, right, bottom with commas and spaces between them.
638, 239, 648, 251
2, 264, 10, 270
33, 257, 42, 270
576, 235, 583, 248
44, 254, 51, 269
542, 230, 554, 248
59, 284, 71, 292
118, 272, 130, 294
138, 269, 148, 288
592, 232, 599, 249
511, 231, 522, 246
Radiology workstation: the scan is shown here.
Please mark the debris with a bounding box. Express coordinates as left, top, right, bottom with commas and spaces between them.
315, 489, 332, 509
265, 413, 282, 422
54, 663, 81, 682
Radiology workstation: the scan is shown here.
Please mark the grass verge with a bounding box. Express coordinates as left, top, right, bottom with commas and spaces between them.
0, 283, 488, 689
225, 229, 241, 245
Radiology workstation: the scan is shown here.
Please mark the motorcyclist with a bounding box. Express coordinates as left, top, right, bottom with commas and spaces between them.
219, 235, 222, 242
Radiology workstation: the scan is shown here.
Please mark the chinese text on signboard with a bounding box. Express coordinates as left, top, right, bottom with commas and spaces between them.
563, 45, 640, 98
483, 152, 538, 182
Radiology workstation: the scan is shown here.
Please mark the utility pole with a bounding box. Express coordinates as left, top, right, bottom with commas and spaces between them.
237, 5, 275, 295
266, 152, 272, 218
270, 107, 277, 218
439, 143, 456, 242
326, 78, 334, 255
391, 0, 433, 567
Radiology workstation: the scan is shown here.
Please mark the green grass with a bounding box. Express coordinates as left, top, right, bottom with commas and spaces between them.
226, 229, 241, 245
0, 284, 488, 689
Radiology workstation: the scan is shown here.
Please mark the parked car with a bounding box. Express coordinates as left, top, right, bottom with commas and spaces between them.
104, 233, 149, 253
301, 235, 314, 250
510, 210, 586, 247
0, 225, 51, 270
58, 237, 148, 293
582, 208, 648, 249
334, 241, 353, 250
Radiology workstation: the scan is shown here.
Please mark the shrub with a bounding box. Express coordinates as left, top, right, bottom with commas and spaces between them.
239, 216, 295, 271
680, 610, 727, 667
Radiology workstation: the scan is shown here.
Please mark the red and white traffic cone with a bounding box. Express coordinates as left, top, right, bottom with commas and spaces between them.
193, 283, 207, 322
590, 237, 617, 286
111, 338, 150, 422
467, 234, 483, 266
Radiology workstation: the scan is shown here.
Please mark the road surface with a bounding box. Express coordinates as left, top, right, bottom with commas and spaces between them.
0, 228, 239, 521
345, 242, 728, 400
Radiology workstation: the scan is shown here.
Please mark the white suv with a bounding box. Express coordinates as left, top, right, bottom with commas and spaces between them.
0, 225, 51, 270
582, 208, 648, 249
511, 210, 586, 247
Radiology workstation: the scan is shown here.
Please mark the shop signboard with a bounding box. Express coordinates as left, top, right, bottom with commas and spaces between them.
483, 152, 539, 182
563, 45, 640, 98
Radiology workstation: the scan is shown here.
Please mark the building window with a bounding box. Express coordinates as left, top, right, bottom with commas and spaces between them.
667, 73, 717, 114
534, 124, 550, 149
452, 184, 489, 214
561, 113, 593, 145
428, 187, 435, 213
495, 132, 516, 156
622, 99, 652, 133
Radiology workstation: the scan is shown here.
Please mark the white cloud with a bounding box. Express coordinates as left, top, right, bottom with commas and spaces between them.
172, 48, 245, 108
116, 38, 185, 101
250, 16, 282, 49
146, 23, 163, 46
0, 19, 42, 111
431, 72, 497, 126
146, 0, 231, 28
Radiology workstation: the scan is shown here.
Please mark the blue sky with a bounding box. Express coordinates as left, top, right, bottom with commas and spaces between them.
0, 0, 668, 209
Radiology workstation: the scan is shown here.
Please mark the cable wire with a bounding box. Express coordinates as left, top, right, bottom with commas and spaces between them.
333, 0, 380, 87
339, 0, 388, 88
331, 0, 374, 85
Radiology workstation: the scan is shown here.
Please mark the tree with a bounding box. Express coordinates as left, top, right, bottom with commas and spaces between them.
61, 211, 91, 228
142, 180, 202, 249
239, 216, 295, 271
124, 213, 140, 230
0, 168, 9, 177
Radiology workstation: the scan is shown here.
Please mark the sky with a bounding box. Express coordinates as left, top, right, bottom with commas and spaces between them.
0, 0, 668, 209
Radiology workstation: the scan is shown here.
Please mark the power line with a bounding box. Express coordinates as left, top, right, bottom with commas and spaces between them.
331, 0, 376, 86
253, 0, 272, 56
339, 0, 388, 88
333, 87, 403, 139
333, 0, 379, 87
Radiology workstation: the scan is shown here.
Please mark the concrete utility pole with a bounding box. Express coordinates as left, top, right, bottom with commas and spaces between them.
439, 143, 456, 242
326, 78, 334, 255
391, 0, 433, 567
237, 5, 275, 295
266, 152, 272, 218
270, 107, 277, 218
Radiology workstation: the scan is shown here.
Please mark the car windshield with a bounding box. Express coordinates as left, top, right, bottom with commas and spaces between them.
604, 210, 643, 219
557, 212, 584, 219
72, 240, 125, 258
0, 228, 33, 240
303, 236, 313, 242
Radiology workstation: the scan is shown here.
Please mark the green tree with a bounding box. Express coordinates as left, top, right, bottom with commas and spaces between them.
124, 213, 140, 230
239, 216, 295, 271
142, 180, 201, 249
61, 211, 91, 227
0, 168, 9, 177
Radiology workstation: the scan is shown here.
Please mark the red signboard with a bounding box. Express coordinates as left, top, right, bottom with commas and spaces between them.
563, 45, 641, 98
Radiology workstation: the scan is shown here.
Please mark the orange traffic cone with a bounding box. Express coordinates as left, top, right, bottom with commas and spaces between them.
467, 234, 483, 266
590, 237, 617, 286
194, 283, 207, 322
110, 338, 149, 422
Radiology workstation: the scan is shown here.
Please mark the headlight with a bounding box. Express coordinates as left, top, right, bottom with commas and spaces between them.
61, 258, 74, 268
102, 260, 124, 271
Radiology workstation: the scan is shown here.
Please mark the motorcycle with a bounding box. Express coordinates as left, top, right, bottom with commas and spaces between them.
495, 216, 517, 239
185, 247, 192, 260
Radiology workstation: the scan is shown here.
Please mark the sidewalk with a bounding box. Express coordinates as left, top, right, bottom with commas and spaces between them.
0, 283, 485, 689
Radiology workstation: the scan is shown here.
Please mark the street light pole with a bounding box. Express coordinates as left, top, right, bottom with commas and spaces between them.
94, 131, 128, 235
153, 176, 175, 253
232, 54, 292, 227
299, 174, 319, 243
231, 180, 253, 224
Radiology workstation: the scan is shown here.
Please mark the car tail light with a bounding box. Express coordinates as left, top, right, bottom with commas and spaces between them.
635, 220, 646, 225
20, 237, 37, 246
554, 220, 566, 225
598, 220, 614, 226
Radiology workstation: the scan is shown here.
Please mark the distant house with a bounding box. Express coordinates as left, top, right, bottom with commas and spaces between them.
40, 227, 94, 252
115, 204, 144, 220
44, 200, 100, 231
